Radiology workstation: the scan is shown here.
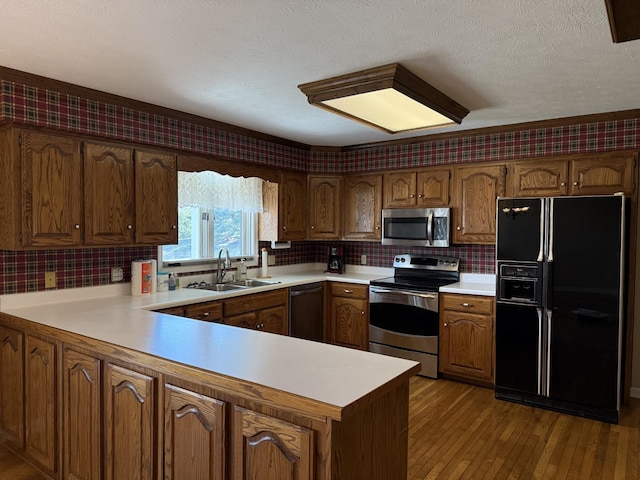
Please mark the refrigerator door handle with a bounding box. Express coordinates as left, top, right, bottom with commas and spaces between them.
427, 211, 434, 246
548, 197, 554, 262
546, 309, 552, 397
537, 307, 543, 395
537, 200, 545, 262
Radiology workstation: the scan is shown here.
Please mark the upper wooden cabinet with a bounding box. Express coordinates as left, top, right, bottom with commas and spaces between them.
260, 171, 308, 241
308, 175, 342, 240
134, 148, 178, 244
509, 152, 636, 197
383, 168, 450, 208
0, 127, 178, 249
343, 174, 382, 240
22, 131, 83, 247
452, 163, 506, 244
84, 141, 135, 245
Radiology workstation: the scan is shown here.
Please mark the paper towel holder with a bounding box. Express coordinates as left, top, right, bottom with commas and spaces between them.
270, 241, 291, 249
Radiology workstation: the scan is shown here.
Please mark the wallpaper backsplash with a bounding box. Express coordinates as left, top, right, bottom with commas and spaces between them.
0, 76, 638, 294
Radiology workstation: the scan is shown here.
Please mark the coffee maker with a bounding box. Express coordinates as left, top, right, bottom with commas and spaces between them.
326, 246, 344, 274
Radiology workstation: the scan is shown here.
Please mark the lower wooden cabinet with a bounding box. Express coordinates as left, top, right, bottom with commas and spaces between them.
63, 349, 102, 480
439, 294, 495, 386
0, 326, 24, 448
24, 335, 58, 476
328, 282, 369, 350
105, 363, 157, 480
233, 406, 314, 480
164, 384, 226, 480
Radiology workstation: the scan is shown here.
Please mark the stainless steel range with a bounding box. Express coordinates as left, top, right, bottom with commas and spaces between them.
369, 254, 460, 378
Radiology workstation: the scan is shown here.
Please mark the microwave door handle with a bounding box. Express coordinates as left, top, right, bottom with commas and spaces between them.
427, 211, 434, 245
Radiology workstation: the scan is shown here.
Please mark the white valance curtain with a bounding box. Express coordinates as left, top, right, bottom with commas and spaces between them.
178, 171, 264, 212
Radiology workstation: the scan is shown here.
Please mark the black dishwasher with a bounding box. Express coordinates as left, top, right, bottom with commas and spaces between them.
289, 282, 324, 341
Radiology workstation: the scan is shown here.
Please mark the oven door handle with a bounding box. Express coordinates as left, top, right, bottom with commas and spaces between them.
369, 286, 437, 300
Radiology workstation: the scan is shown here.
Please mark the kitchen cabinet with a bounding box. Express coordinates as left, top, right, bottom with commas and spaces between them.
135, 148, 179, 244
343, 174, 382, 240
184, 301, 223, 322
83, 141, 135, 245
260, 171, 308, 241
509, 151, 636, 197
0, 326, 24, 448
452, 163, 506, 244
24, 335, 58, 476
308, 175, 342, 239
22, 130, 83, 247
156, 305, 188, 316
233, 406, 314, 480
383, 167, 450, 208
440, 293, 495, 386
63, 349, 101, 480
105, 363, 158, 480
328, 282, 369, 350
223, 288, 288, 335
164, 384, 225, 480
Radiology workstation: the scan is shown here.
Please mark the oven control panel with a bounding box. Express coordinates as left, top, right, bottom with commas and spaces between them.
392, 254, 459, 271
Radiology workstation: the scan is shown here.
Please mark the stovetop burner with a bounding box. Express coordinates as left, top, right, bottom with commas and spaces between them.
370, 254, 460, 292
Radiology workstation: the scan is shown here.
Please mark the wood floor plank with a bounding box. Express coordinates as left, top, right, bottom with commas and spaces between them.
407, 376, 640, 480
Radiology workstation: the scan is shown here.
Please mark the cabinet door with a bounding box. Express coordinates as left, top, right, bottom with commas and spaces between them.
105, 364, 157, 480
257, 305, 288, 335
343, 174, 382, 240
0, 326, 24, 448
233, 406, 314, 480
63, 349, 101, 480
135, 149, 178, 244
224, 312, 259, 330
452, 164, 506, 244
24, 335, 58, 475
21, 131, 82, 246
440, 310, 494, 382
383, 171, 416, 207
416, 168, 450, 207
164, 384, 225, 480
511, 159, 569, 197
279, 172, 307, 241
308, 176, 342, 239
84, 141, 135, 245
570, 153, 636, 195
330, 297, 368, 350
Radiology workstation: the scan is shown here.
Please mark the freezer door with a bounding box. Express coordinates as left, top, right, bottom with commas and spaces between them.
548, 195, 623, 410
497, 197, 545, 262
495, 303, 541, 395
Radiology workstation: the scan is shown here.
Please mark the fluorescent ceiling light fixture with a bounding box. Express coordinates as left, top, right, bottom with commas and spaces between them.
298, 63, 469, 134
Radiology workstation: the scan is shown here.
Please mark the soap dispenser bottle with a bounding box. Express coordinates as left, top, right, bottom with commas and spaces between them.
239, 258, 247, 280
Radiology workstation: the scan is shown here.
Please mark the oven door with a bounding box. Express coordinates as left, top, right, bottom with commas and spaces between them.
369, 286, 440, 376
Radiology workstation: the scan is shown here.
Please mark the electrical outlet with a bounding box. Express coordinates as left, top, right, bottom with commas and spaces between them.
111, 266, 124, 282
45, 271, 56, 289
361, 255, 367, 265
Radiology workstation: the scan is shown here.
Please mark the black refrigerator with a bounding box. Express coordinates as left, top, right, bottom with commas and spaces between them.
495, 195, 626, 423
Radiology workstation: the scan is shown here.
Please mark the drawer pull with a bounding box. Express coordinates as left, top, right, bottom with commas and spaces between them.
202, 312, 210, 316
343, 289, 353, 294
461, 302, 473, 307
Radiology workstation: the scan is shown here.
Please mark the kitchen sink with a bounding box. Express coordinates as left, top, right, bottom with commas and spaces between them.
230, 279, 281, 287
199, 283, 248, 292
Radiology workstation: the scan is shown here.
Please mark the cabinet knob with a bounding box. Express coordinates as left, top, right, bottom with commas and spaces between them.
418, 194, 423, 198
456, 226, 461, 231
461, 303, 473, 307
172, 225, 177, 229
75, 224, 80, 229
310, 225, 315, 229
127, 224, 132, 229
375, 226, 380, 230
444, 322, 448, 327
409, 194, 415, 198
203, 312, 210, 316
283, 226, 287, 230
573, 181, 579, 186
560, 182, 566, 186
361, 311, 365, 315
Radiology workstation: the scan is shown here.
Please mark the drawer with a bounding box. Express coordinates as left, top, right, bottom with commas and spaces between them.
224, 289, 288, 317
185, 301, 223, 322
330, 282, 368, 299
441, 294, 494, 315
155, 306, 186, 316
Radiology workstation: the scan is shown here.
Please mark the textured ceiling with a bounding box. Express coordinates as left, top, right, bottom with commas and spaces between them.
1, 0, 640, 147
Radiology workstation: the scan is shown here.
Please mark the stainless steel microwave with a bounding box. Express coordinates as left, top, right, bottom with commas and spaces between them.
381, 208, 451, 247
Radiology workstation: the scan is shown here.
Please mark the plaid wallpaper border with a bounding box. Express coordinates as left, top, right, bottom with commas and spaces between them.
1, 76, 639, 292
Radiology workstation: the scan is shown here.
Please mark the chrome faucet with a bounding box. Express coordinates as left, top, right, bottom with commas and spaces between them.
216, 248, 232, 283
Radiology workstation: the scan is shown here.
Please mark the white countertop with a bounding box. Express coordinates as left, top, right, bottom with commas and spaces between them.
0, 265, 419, 418
438, 273, 496, 296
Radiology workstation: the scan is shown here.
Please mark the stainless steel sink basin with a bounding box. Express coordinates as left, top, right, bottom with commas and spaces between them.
230, 279, 281, 288
200, 283, 248, 292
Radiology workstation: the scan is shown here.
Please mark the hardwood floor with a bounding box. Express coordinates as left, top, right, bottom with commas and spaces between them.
408, 376, 640, 480
1, 376, 638, 479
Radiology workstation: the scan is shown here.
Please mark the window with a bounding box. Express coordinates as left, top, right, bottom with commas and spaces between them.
159, 171, 263, 270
